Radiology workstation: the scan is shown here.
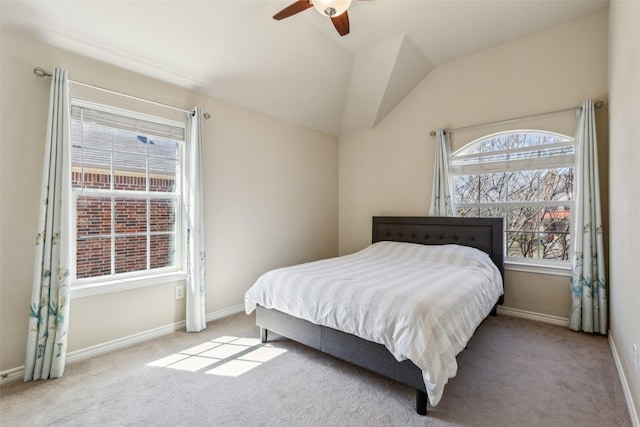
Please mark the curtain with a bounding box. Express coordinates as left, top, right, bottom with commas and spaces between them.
25, 68, 72, 380
569, 100, 607, 334
185, 107, 207, 332
429, 129, 456, 216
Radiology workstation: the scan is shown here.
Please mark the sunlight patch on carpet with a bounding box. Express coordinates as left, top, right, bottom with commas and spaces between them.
146, 335, 286, 376
205, 359, 261, 376
167, 356, 219, 372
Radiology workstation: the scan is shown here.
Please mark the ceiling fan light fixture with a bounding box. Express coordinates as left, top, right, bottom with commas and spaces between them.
312, 0, 352, 17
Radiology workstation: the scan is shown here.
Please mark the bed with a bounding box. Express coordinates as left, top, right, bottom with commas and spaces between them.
245, 216, 504, 415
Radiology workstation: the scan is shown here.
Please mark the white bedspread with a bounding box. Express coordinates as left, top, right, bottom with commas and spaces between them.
245, 241, 503, 406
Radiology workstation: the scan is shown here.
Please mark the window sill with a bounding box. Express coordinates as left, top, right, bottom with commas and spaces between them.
71, 271, 186, 299
505, 260, 571, 277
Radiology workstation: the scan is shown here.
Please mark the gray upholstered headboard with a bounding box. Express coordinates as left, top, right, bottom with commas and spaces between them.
372, 216, 504, 282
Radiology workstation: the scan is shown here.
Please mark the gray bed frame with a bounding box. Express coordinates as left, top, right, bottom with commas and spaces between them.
256, 216, 504, 416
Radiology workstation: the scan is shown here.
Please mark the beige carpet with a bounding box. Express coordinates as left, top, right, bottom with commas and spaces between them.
1, 313, 632, 427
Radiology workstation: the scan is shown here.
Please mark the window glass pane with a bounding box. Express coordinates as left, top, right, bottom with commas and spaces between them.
507, 206, 539, 258
115, 235, 147, 274
150, 234, 175, 269
479, 207, 505, 220
150, 199, 176, 232
82, 170, 113, 190
455, 175, 478, 204
114, 198, 147, 234
507, 170, 538, 202
77, 197, 111, 237
113, 153, 147, 191
77, 147, 113, 169
539, 168, 573, 201
507, 231, 539, 258
483, 135, 509, 152
540, 205, 571, 232
72, 121, 114, 191
72, 170, 82, 189
75, 122, 114, 150
149, 158, 177, 192
148, 137, 179, 160
76, 237, 111, 279
540, 232, 570, 261
540, 205, 571, 260
456, 207, 479, 217
74, 148, 112, 190
478, 172, 507, 203
114, 130, 149, 155
507, 206, 538, 233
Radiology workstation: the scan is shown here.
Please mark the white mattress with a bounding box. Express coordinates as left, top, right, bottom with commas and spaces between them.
245, 241, 503, 406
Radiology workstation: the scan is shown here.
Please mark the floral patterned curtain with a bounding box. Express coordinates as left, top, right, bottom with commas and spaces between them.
569, 100, 607, 334
185, 107, 207, 332
25, 68, 72, 380
429, 129, 457, 216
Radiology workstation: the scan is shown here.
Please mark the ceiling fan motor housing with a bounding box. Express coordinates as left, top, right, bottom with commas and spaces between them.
313, 0, 352, 17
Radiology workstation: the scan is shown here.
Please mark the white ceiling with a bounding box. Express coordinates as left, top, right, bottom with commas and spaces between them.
1, 0, 608, 135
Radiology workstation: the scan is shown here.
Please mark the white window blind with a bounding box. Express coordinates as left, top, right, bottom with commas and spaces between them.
71, 100, 185, 142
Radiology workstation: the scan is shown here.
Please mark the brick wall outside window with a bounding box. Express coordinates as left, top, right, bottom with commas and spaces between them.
74, 171, 177, 279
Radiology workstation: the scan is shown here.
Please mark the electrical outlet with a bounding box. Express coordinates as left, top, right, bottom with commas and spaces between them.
175, 285, 185, 300
633, 344, 638, 373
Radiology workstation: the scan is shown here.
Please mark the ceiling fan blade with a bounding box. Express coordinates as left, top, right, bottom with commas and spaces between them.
273, 0, 313, 20
330, 10, 350, 36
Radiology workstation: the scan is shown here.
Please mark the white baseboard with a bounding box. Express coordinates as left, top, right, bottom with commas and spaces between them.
66, 320, 187, 365
497, 306, 569, 327
609, 332, 640, 427
0, 366, 25, 384
206, 303, 245, 323
0, 304, 246, 386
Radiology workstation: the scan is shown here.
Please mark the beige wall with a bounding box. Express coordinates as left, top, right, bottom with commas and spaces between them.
609, 0, 640, 420
0, 31, 338, 373
339, 11, 609, 320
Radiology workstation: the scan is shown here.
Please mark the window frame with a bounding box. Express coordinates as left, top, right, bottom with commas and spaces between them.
69, 99, 187, 296
451, 130, 575, 270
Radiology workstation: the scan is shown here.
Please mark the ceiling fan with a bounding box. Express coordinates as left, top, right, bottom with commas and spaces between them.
273, 0, 358, 37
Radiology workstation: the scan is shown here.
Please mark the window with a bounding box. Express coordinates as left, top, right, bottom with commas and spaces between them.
71, 100, 185, 286
452, 131, 574, 264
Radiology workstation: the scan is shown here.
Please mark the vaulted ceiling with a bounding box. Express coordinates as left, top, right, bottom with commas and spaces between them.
1, 0, 608, 135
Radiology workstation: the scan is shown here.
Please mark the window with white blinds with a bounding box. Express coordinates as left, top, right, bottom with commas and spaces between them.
70, 99, 185, 284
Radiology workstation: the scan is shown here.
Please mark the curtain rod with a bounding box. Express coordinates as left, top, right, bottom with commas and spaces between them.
33, 67, 210, 119
429, 100, 603, 137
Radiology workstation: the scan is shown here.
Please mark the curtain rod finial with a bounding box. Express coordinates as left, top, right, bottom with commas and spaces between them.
33, 67, 51, 78
430, 131, 436, 137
